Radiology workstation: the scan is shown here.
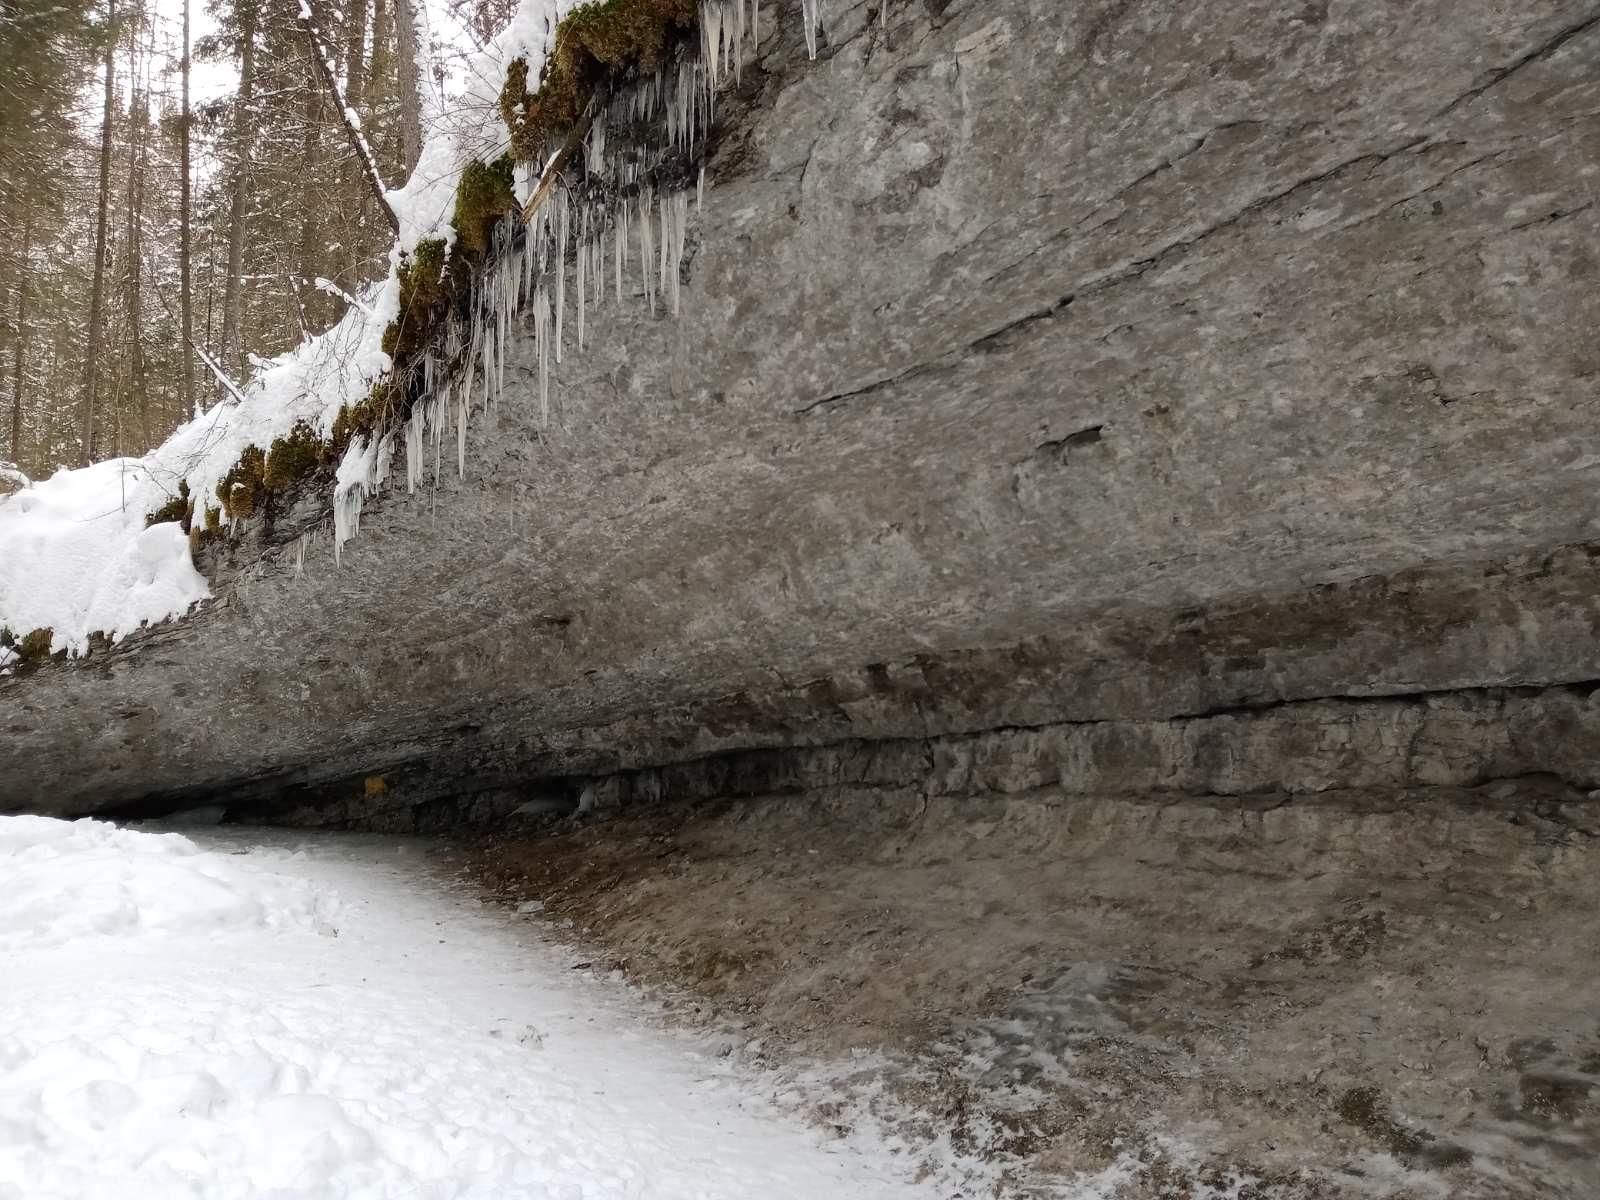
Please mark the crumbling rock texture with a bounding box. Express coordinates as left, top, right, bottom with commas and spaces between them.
2, 0, 1599, 817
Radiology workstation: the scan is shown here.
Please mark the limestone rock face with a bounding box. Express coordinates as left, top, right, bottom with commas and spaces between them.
3, 0, 1599, 816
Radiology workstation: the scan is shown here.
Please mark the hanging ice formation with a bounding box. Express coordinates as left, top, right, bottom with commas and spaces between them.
333, 432, 392, 564
331, 0, 822, 564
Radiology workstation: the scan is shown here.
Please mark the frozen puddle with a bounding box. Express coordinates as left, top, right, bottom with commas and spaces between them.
0, 817, 925, 1199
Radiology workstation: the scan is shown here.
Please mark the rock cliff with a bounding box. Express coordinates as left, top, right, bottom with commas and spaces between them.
3, 0, 1598, 821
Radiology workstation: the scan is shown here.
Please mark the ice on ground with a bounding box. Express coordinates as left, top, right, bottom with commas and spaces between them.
0, 817, 925, 1200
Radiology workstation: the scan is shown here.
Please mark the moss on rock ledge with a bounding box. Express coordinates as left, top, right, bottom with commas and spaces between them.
500, 0, 698, 161
217, 445, 267, 521
175, 0, 711, 542
1, 626, 58, 676
453, 157, 518, 258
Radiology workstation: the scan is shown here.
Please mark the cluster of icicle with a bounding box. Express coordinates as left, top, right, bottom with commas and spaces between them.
332, 431, 392, 563
330, 0, 823, 564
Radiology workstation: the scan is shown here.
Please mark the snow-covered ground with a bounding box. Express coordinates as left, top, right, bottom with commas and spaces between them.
0, 817, 929, 1200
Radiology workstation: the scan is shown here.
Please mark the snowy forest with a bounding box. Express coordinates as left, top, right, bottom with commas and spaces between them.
0, 0, 508, 475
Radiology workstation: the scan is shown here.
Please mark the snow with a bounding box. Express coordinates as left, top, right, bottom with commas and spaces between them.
0, 817, 926, 1200
0, 460, 208, 654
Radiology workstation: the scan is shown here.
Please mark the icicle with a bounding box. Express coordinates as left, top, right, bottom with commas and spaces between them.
533, 284, 551, 425
616, 205, 626, 303
673, 191, 689, 315
333, 433, 389, 564
555, 187, 568, 362
701, 1, 724, 93
697, 162, 706, 213
802, 0, 819, 59
374, 433, 393, 489
293, 534, 307, 579
638, 187, 655, 315
499, 261, 511, 398
658, 190, 670, 308
405, 402, 425, 494
457, 381, 468, 478
432, 395, 442, 493
577, 214, 587, 352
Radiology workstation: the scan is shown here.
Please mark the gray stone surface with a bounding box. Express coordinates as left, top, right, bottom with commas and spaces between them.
2, 0, 1599, 816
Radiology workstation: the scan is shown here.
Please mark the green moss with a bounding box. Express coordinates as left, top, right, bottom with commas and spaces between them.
500, 0, 697, 161
452, 157, 517, 258
381, 237, 456, 362
500, 58, 537, 161
145, 479, 193, 530
330, 379, 403, 460
203, 504, 221, 532
263, 420, 328, 491
216, 444, 267, 520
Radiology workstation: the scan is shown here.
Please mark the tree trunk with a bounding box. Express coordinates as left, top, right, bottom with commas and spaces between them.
393, 0, 422, 175
122, 70, 151, 450
179, 0, 194, 420
9, 208, 29, 465
298, 27, 327, 332
218, 0, 259, 397
300, 3, 399, 235
344, 0, 367, 113
79, 0, 116, 466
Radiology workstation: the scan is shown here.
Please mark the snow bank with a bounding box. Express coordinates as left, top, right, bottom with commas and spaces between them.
0, 816, 337, 950
0, 460, 208, 655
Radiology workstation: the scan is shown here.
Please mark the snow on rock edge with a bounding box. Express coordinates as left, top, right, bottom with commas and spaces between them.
0, 0, 579, 655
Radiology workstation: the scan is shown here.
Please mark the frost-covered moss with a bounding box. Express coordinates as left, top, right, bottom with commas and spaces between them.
381, 237, 457, 363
